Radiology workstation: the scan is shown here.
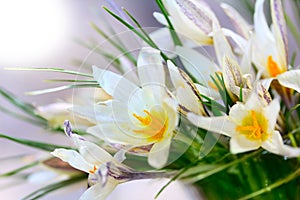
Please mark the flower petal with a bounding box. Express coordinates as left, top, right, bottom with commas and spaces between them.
137, 47, 165, 88
263, 98, 280, 133
230, 135, 260, 154
79, 181, 117, 200
70, 134, 114, 165
51, 149, 93, 173
277, 70, 300, 93
148, 136, 172, 169
153, 12, 168, 26
262, 131, 300, 157
149, 28, 176, 58
187, 113, 234, 137
220, 3, 251, 39
270, 0, 288, 67
163, 0, 213, 45
175, 46, 219, 84
92, 66, 139, 100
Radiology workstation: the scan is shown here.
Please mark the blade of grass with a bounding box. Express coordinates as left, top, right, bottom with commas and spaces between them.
0, 133, 73, 152
0, 88, 47, 124
7, 68, 93, 78
26, 84, 100, 95
22, 174, 86, 200
0, 105, 44, 126
156, 0, 183, 46
0, 161, 40, 177
90, 22, 137, 65
238, 167, 300, 200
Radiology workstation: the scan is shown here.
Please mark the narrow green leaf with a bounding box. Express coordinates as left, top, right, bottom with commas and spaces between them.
45, 79, 97, 83
90, 22, 137, 65
239, 85, 243, 102
22, 174, 86, 200
155, 0, 183, 46
26, 84, 100, 95
238, 167, 300, 200
0, 88, 47, 124
0, 133, 73, 152
0, 161, 40, 177
0, 105, 44, 126
290, 51, 297, 67
7, 67, 93, 78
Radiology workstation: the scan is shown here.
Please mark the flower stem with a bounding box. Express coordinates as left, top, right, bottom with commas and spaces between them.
238, 167, 300, 200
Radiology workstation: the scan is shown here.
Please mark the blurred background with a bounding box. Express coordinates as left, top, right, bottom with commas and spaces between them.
0, 0, 298, 199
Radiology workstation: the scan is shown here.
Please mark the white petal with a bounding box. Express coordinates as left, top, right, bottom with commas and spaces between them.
88, 123, 148, 146
163, 0, 213, 45
149, 28, 176, 58
229, 102, 250, 125
220, 3, 251, 39
260, 78, 274, 90
137, 47, 165, 87
92, 66, 139, 101
221, 28, 248, 51
263, 98, 280, 132
230, 135, 260, 154
262, 131, 300, 157
70, 134, 114, 165
153, 12, 168, 26
187, 113, 234, 137
194, 83, 221, 100
79, 180, 117, 200
254, 0, 274, 44
244, 91, 264, 111
51, 149, 93, 173
148, 136, 172, 169
270, 0, 288, 68
175, 46, 219, 84
277, 70, 300, 93
213, 24, 235, 65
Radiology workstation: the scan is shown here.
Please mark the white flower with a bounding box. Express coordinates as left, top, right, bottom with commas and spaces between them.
51, 121, 175, 200
251, 0, 300, 93
76, 47, 179, 169
154, 0, 215, 45
187, 92, 300, 157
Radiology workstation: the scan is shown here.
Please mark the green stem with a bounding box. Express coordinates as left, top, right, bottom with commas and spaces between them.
238, 167, 300, 200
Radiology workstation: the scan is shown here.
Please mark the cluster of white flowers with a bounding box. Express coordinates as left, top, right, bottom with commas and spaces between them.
49, 0, 300, 199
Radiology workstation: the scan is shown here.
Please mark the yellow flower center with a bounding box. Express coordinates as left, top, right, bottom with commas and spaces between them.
133, 110, 168, 142
267, 56, 282, 77
89, 165, 97, 174
236, 110, 269, 141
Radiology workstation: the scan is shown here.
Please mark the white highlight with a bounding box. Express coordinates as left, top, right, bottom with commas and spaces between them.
0, 0, 69, 65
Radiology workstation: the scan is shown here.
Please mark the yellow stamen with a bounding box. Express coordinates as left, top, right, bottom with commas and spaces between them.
208, 81, 218, 91
133, 110, 168, 142
236, 110, 268, 141
133, 110, 151, 126
89, 165, 97, 174
267, 56, 281, 77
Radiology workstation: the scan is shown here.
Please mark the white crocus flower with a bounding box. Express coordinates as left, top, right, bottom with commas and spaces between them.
187, 92, 300, 157
252, 0, 300, 93
77, 47, 178, 169
154, 0, 215, 45
52, 121, 173, 200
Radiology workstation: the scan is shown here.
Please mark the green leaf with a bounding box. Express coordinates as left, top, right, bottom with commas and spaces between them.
26, 84, 100, 95
103, 6, 170, 61
0, 105, 44, 126
155, 0, 183, 46
0, 161, 40, 177
22, 174, 86, 200
238, 167, 300, 200
0, 133, 73, 152
7, 67, 93, 78
0, 88, 47, 125
45, 79, 97, 83
90, 22, 137, 65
